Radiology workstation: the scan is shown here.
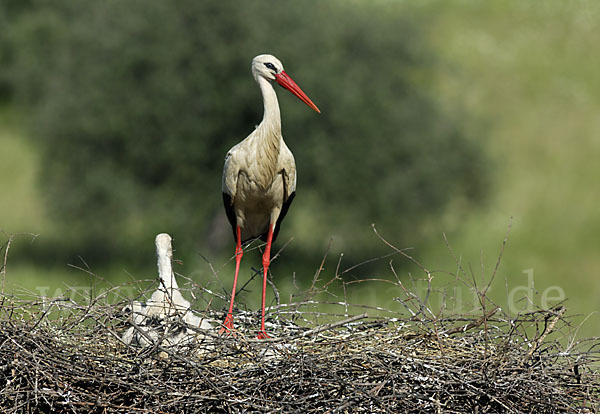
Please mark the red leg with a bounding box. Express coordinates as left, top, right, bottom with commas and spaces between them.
220, 226, 243, 336
257, 223, 274, 339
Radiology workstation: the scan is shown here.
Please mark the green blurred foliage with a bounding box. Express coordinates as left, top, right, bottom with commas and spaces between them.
4, 0, 487, 273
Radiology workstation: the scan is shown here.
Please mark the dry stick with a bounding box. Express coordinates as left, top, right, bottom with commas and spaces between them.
371, 224, 430, 275
125, 321, 236, 401
320, 255, 346, 291
372, 225, 445, 350
372, 225, 438, 319
319, 251, 399, 318
445, 307, 500, 335
331, 253, 349, 316
264, 243, 287, 322
300, 312, 368, 338
2, 295, 597, 413
255, 237, 295, 319
270, 236, 294, 264
482, 220, 512, 359
474, 220, 512, 317
521, 306, 566, 366
312, 238, 333, 286
1, 232, 39, 298
338, 251, 398, 277
442, 232, 472, 288
0, 235, 11, 296
198, 252, 224, 290
442, 221, 512, 360
199, 243, 266, 300
484, 218, 512, 296
290, 239, 332, 317
55, 400, 167, 414
388, 261, 420, 318
240, 312, 369, 344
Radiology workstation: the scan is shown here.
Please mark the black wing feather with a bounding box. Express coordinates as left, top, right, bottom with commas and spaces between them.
222, 192, 237, 241
264, 191, 296, 243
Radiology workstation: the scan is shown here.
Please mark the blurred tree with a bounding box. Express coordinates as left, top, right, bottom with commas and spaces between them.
6, 0, 487, 275
0, 0, 34, 101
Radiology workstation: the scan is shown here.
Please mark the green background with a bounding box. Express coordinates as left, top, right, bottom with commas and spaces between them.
1, 1, 598, 338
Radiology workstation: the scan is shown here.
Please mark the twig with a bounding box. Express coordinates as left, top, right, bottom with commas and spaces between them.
1, 232, 39, 297
445, 307, 500, 335
521, 306, 566, 366
300, 312, 368, 337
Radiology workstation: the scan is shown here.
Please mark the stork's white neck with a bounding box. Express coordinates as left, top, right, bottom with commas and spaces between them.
257, 76, 282, 135
157, 247, 178, 292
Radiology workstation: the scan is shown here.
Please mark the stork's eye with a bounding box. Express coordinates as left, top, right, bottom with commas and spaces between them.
264, 62, 277, 71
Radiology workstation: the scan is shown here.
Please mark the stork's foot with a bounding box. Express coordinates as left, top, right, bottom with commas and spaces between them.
257, 329, 270, 340
219, 314, 236, 336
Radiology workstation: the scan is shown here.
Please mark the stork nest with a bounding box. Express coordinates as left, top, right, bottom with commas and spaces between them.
0, 285, 598, 413
1, 229, 599, 413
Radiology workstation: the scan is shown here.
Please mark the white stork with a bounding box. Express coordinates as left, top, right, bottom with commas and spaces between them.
122, 233, 212, 347
221, 54, 320, 339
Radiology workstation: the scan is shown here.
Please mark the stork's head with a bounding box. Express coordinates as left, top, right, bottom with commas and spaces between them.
252, 54, 320, 113
155, 233, 173, 260
252, 54, 284, 82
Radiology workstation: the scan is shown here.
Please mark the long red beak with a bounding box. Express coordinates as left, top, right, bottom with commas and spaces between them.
275, 71, 321, 114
